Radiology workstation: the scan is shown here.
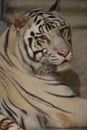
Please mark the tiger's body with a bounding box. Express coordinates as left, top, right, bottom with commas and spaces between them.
0, 1, 87, 130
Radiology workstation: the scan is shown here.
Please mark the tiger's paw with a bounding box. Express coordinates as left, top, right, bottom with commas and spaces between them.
44, 110, 72, 128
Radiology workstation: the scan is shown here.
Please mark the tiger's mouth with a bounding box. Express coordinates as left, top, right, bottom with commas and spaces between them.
47, 59, 71, 73
38, 51, 73, 74
38, 59, 71, 75
59, 59, 69, 66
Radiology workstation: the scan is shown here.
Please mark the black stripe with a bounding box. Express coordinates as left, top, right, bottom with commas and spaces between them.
0, 66, 4, 71
0, 53, 12, 66
36, 115, 48, 128
8, 98, 27, 115
17, 41, 35, 71
45, 25, 49, 32
0, 70, 11, 87
21, 116, 26, 129
48, 15, 56, 19
36, 19, 42, 25
4, 27, 15, 66
3, 100, 18, 117
46, 23, 51, 31
23, 40, 40, 62
4, 27, 11, 58
34, 76, 56, 81
45, 83, 63, 86
45, 82, 68, 86
0, 80, 6, 89
39, 26, 44, 33
29, 9, 42, 17
34, 16, 38, 23
33, 50, 42, 60
0, 69, 16, 89
46, 91, 77, 98
23, 40, 33, 60
1, 103, 17, 123
18, 43, 28, 64
28, 38, 33, 48
37, 41, 42, 47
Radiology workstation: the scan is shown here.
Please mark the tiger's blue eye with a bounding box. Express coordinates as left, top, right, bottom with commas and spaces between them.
40, 35, 46, 39
39, 35, 50, 44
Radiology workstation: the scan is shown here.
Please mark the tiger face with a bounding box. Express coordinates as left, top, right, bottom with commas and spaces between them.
15, 10, 73, 74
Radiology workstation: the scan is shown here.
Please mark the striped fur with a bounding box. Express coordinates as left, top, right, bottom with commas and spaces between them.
0, 1, 87, 130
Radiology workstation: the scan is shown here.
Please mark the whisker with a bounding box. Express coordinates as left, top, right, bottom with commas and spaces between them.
38, 63, 49, 75
37, 56, 49, 75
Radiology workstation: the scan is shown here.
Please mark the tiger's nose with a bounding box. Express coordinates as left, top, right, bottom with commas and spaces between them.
57, 50, 69, 57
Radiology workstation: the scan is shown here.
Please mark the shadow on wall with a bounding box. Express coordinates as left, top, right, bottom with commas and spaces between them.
59, 69, 80, 96
0, 20, 8, 35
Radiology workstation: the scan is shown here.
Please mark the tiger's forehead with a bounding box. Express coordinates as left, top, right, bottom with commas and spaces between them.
24, 9, 70, 36
26, 9, 69, 27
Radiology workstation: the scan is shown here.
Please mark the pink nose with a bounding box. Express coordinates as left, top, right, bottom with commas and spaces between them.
58, 50, 69, 57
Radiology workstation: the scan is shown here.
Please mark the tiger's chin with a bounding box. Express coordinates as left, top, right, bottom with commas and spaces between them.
56, 62, 71, 72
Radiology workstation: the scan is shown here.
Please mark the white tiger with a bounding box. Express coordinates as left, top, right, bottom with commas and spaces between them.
0, 0, 87, 130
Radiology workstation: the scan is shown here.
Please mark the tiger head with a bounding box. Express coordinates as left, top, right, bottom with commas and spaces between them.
13, 4, 73, 74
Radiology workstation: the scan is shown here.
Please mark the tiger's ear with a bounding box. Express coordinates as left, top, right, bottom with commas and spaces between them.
49, 0, 60, 12
12, 13, 28, 29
